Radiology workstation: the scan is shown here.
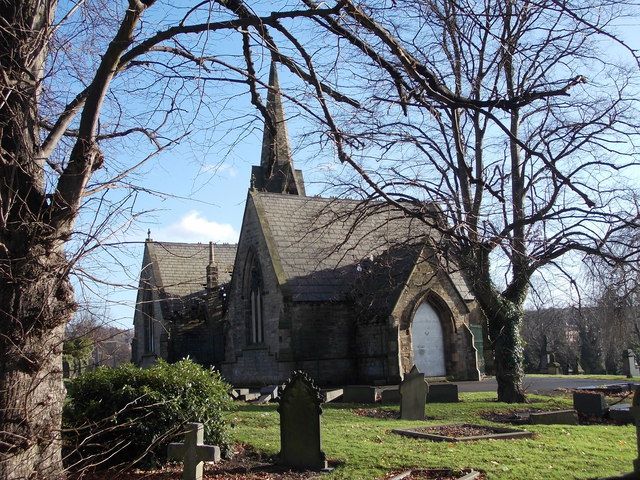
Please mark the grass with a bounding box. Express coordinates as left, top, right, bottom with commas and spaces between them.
525, 373, 640, 381
227, 392, 635, 480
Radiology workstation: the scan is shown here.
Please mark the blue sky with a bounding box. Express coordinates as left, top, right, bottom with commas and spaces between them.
72, 62, 338, 328
65, 1, 640, 330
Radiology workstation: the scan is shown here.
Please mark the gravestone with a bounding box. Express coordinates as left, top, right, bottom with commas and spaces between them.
343, 385, 377, 403
547, 353, 562, 375
609, 404, 633, 423
631, 387, 640, 474
167, 423, 220, 480
400, 365, 427, 420
427, 383, 459, 403
623, 349, 640, 378
462, 324, 482, 381
277, 371, 328, 471
381, 388, 401, 404
573, 391, 607, 417
539, 336, 549, 372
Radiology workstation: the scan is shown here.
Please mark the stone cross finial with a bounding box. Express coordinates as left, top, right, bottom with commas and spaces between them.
167, 423, 220, 480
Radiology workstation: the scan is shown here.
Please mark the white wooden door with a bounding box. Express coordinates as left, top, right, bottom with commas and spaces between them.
411, 302, 446, 376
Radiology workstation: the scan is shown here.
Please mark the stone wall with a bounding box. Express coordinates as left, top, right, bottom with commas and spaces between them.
222, 194, 289, 385
393, 253, 479, 380
287, 301, 356, 385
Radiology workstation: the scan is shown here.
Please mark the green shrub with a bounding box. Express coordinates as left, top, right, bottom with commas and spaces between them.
63, 359, 232, 469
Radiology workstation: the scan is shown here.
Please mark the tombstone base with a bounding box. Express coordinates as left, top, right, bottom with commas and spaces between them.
277, 455, 329, 472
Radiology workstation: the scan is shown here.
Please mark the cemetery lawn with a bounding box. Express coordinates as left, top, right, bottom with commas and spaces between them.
228, 392, 634, 480
526, 373, 640, 381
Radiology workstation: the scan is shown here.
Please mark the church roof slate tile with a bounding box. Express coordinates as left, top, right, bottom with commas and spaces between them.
146, 241, 237, 298
251, 192, 472, 303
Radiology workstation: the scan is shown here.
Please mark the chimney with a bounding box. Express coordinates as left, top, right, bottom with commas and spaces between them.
206, 241, 218, 291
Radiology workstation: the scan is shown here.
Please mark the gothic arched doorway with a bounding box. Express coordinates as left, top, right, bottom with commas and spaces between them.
411, 302, 446, 376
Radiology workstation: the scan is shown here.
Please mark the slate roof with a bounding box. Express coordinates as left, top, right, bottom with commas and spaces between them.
146, 241, 237, 298
251, 192, 473, 303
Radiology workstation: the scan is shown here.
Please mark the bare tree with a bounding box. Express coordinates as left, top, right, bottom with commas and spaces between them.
2, 0, 639, 475
0, 1, 351, 477
259, 0, 639, 401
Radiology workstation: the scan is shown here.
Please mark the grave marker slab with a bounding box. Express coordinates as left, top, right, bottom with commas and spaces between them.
400, 365, 427, 420
609, 404, 633, 423
167, 423, 220, 480
277, 371, 328, 471
381, 388, 401, 404
623, 350, 640, 378
322, 388, 343, 403
573, 391, 607, 417
427, 383, 459, 403
528, 410, 578, 425
343, 385, 377, 403
632, 387, 640, 474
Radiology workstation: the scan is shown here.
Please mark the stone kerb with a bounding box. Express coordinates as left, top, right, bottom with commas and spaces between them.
277, 370, 329, 471
167, 422, 220, 480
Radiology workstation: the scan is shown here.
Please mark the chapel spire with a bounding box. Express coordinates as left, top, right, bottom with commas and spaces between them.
251, 59, 305, 196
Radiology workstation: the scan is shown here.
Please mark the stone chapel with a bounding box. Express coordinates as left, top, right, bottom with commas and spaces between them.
131, 62, 489, 386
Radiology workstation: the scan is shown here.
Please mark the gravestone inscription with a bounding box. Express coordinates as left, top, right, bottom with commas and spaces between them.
277, 370, 328, 471
400, 365, 427, 420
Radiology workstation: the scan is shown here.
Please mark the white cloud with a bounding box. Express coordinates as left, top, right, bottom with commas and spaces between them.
157, 210, 239, 243
201, 163, 238, 178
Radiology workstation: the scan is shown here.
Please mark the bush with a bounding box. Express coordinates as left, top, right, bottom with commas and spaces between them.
64, 359, 232, 470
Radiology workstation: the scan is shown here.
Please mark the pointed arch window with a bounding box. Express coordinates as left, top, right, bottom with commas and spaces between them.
245, 254, 264, 345
142, 287, 155, 353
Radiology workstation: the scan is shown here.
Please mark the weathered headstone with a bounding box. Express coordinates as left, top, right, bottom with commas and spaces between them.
609, 404, 633, 423
539, 335, 549, 372
167, 423, 220, 480
343, 385, 377, 403
462, 324, 482, 381
427, 383, 459, 403
547, 353, 562, 375
400, 366, 427, 420
381, 388, 401, 404
623, 349, 640, 378
573, 391, 607, 417
278, 371, 328, 471
631, 387, 640, 473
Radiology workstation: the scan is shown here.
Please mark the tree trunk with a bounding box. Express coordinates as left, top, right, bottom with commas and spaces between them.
0, 1, 71, 478
463, 248, 527, 403
489, 304, 526, 403
0, 246, 74, 480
